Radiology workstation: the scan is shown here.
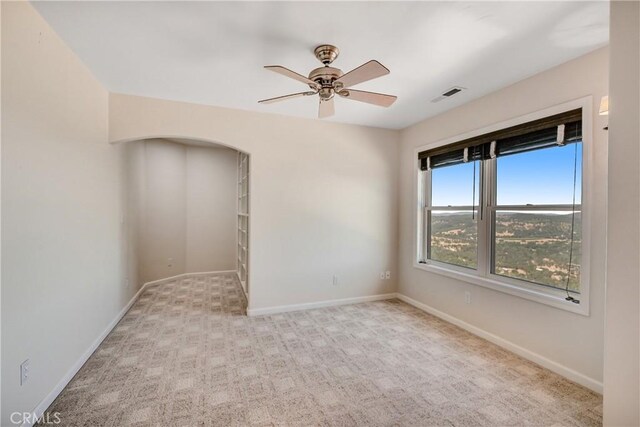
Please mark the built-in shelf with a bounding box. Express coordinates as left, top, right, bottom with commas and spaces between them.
237, 151, 249, 296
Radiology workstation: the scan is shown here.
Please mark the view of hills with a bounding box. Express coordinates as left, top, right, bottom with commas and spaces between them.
429, 211, 581, 292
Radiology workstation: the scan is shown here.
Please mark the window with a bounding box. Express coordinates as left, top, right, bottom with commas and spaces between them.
493, 144, 582, 292
416, 107, 587, 310
426, 161, 479, 269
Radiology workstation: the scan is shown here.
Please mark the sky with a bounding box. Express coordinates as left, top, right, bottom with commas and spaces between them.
430, 143, 583, 207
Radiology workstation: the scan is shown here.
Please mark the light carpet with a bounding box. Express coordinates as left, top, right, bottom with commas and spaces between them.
42, 273, 602, 426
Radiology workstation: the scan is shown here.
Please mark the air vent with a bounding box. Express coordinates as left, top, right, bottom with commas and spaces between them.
431, 86, 466, 103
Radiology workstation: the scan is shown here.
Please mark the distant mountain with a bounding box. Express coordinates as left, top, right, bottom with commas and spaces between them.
429, 211, 581, 293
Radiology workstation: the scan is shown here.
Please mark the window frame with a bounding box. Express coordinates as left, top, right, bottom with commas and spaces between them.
413, 97, 592, 316
422, 160, 481, 271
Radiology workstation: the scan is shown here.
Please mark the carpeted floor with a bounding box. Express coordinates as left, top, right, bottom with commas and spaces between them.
43, 273, 602, 426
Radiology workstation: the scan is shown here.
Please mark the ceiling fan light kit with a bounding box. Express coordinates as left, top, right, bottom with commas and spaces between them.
259, 44, 397, 118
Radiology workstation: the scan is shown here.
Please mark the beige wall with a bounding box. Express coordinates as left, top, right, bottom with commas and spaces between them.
603, 1, 640, 425
398, 47, 609, 391
139, 139, 187, 280
109, 94, 400, 312
185, 144, 238, 273
132, 138, 238, 285
122, 138, 145, 304
1, 3, 133, 424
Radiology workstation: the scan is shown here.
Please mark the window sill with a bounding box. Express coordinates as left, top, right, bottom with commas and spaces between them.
413, 261, 589, 316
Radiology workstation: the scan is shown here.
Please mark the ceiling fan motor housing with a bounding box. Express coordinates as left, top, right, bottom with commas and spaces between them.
308, 66, 343, 95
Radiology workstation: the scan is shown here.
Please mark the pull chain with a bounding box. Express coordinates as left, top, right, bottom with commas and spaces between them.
472, 159, 477, 220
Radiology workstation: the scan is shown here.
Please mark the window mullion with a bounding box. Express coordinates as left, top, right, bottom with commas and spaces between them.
425, 169, 432, 208
417, 170, 430, 263
489, 158, 498, 277
490, 204, 580, 211
429, 205, 478, 210
476, 160, 487, 276
424, 208, 430, 261
478, 158, 495, 277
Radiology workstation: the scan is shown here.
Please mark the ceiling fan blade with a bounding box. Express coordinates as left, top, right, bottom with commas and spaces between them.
319, 97, 335, 118
335, 60, 390, 89
258, 91, 316, 104
264, 65, 320, 89
338, 89, 397, 107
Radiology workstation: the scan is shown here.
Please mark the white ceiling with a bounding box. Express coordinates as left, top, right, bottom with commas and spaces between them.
32, 1, 609, 130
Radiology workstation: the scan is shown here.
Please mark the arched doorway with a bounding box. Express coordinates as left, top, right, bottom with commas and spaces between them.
118, 137, 250, 308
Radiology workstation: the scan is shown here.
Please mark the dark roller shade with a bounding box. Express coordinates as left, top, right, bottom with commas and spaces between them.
496, 120, 581, 158
420, 144, 488, 170
419, 108, 582, 170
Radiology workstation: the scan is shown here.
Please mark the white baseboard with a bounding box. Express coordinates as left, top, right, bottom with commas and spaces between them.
247, 293, 397, 316
395, 293, 603, 394
25, 270, 237, 427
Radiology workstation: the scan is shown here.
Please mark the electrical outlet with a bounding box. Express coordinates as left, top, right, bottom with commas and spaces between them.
385, 271, 391, 279
379, 272, 385, 280
167, 257, 173, 268
464, 291, 471, 304
332, 275, 338, 286
20, 359, 30, 386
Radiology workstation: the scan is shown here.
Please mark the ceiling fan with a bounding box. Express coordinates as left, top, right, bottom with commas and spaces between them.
258, 44, 397, 118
